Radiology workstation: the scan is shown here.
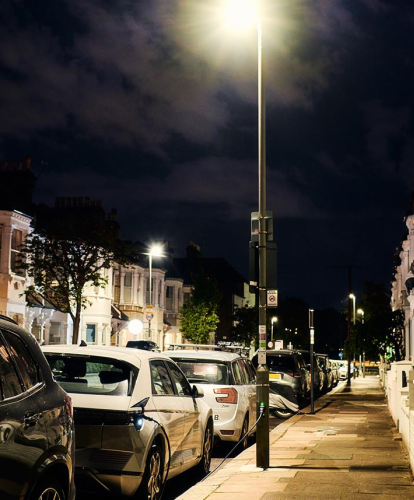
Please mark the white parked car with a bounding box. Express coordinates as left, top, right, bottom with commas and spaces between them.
42, 345, 213, 500
164, 348, 256, 448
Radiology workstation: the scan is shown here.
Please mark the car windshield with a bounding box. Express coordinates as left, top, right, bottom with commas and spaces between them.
172, 359, 229, 385
265, 355, 296, 373
44, 354, 137, 396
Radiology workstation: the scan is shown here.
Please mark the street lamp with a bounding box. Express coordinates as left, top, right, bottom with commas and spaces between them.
146, 244, 164, 338
223, 0, 269, 470
271, 316, 278, 344
357, 308, 365, 377
349, 294, 356, 325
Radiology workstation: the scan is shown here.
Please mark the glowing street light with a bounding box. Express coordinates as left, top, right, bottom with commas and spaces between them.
357, 308, 364, 324
223, 0, 257, 30
144, 244, 165, 339
271, 316, 278, 344
349, 294, 356, 325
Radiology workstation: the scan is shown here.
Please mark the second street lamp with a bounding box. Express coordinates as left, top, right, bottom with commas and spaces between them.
146, 244, 164, 339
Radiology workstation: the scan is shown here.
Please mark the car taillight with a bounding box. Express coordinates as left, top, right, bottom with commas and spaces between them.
285, 371, 302, 378
64, 395, 73, 420
213, 387, 238, 404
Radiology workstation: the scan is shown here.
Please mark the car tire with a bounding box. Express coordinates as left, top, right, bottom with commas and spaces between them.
273, 408, 294, 419
195, 421, 213, 477
240, 414, 250, 450
139, 442, 165, 500
31, 478, 66, 500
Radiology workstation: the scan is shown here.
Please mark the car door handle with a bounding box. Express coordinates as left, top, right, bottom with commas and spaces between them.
24, 412, 39, 426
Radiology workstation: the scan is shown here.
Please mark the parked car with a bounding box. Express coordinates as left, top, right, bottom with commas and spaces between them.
330, 361, 339, 387
42, 345, 213, 500
297, 349, 325, 395
126, 339, 160, 352
165, 349, 256, 448
0, 315, 75, 500
316, 354, 333, 392
251, 350, 310, 418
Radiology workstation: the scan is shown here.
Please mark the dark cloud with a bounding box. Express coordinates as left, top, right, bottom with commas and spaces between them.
1, 0, 414, 307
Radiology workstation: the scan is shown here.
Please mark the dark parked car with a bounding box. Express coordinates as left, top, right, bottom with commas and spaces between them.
298, 350, 325, 395
126, 339, 160, 351
0, 315, 75, 500
316, 354, 333, 393
252, 350, 310, 417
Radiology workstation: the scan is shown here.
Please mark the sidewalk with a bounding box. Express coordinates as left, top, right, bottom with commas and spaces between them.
178, 376, 414, 500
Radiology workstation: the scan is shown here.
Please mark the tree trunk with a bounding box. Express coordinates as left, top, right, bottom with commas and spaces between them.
72, 305, 82, 344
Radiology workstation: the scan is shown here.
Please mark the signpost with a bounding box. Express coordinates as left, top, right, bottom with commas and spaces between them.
309, 309, 315, 415
145, 305, 154, 338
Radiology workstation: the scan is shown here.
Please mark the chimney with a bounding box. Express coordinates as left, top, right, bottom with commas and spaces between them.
18, 160, 23, 170
25, 157, 31, 170
85, 197, 90, 206
97, 200, 102, 207
66, 197, 72, 208
55, 197, 60, 208
73, 197, 78, 207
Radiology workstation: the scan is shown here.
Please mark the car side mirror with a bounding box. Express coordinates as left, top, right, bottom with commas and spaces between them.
132, 397, 150, 414
191, 385, 204, 398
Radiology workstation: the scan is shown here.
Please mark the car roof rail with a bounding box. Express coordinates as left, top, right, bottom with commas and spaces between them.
167, 343, 250, 356
0, 314, 18, 326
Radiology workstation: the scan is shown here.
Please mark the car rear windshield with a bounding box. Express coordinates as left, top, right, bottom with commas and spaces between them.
263, 355, 296, 373
172, 359, 229, 385
44, 354, 137, 396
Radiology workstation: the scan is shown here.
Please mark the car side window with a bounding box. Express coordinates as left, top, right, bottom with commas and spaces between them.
0, 334, 24, 400
242, 359, 256, 383
3, 331, 39, 390
231, 360, 244, 385
166, 361, 192, 396
236, 359, 249, 384
150, 360, 175, 396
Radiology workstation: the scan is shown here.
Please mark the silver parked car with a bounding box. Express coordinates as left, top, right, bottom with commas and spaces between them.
42, 345, 213, 500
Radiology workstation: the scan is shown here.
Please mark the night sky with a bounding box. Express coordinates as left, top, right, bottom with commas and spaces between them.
1, 0, 413, 309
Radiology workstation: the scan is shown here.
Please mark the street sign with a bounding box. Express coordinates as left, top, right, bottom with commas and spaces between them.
146, 314, 154, 321
267, 290, 278, 307
275, 340, 283, 350
339, 351, 343, 359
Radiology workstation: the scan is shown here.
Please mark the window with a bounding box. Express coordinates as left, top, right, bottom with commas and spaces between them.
86, 324, 96, 343
0, 335, 23, 399
3, 331, 39, 389
231, 360, 244, 385
166, 286, 174, 310
10, 229, 23, 274
124, 272, 132, 303
173, 359, 229, 385
150, 360, 175, 396
166, 361, 192, 396
44, 354, 137, 396
183, 292, 191, 305
49, 322, 62, 344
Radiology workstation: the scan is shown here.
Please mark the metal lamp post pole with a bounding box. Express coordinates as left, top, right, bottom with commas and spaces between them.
256, 0, 269, 470
148, 252, 152, 339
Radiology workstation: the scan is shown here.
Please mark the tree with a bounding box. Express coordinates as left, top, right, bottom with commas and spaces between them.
344, 282, 404, 363
231, 304, 258, 347
179, 270, 221, 344
20, 207, 127, 344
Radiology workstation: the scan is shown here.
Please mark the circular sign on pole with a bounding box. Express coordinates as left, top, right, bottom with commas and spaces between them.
267, 341, 273, 349
146, 313, 154, 321
129, 319, 144, 336
339, 351, 343, 359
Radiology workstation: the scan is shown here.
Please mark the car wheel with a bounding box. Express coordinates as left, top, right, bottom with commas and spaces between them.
31, 479, 65, 500
196, 422, 213, 477
273, 408, 294, 419
140, 443, 165, 500
240, 414, 250, 450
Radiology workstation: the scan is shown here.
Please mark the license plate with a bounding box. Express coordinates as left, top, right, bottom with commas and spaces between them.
269, 373, 281, 380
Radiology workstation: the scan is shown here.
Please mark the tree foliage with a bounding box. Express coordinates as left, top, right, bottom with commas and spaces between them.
20, 208, 127, 344
343, 282, 404, 362
179, 270, 221, 344
231, 304, 258, 347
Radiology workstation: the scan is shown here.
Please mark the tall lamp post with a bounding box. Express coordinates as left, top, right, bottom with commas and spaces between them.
271, 316, 278, 345
349, 293, 356, 375
224, 0, 269, 469
146, 244, 164, 339
357, 308, 365, 377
